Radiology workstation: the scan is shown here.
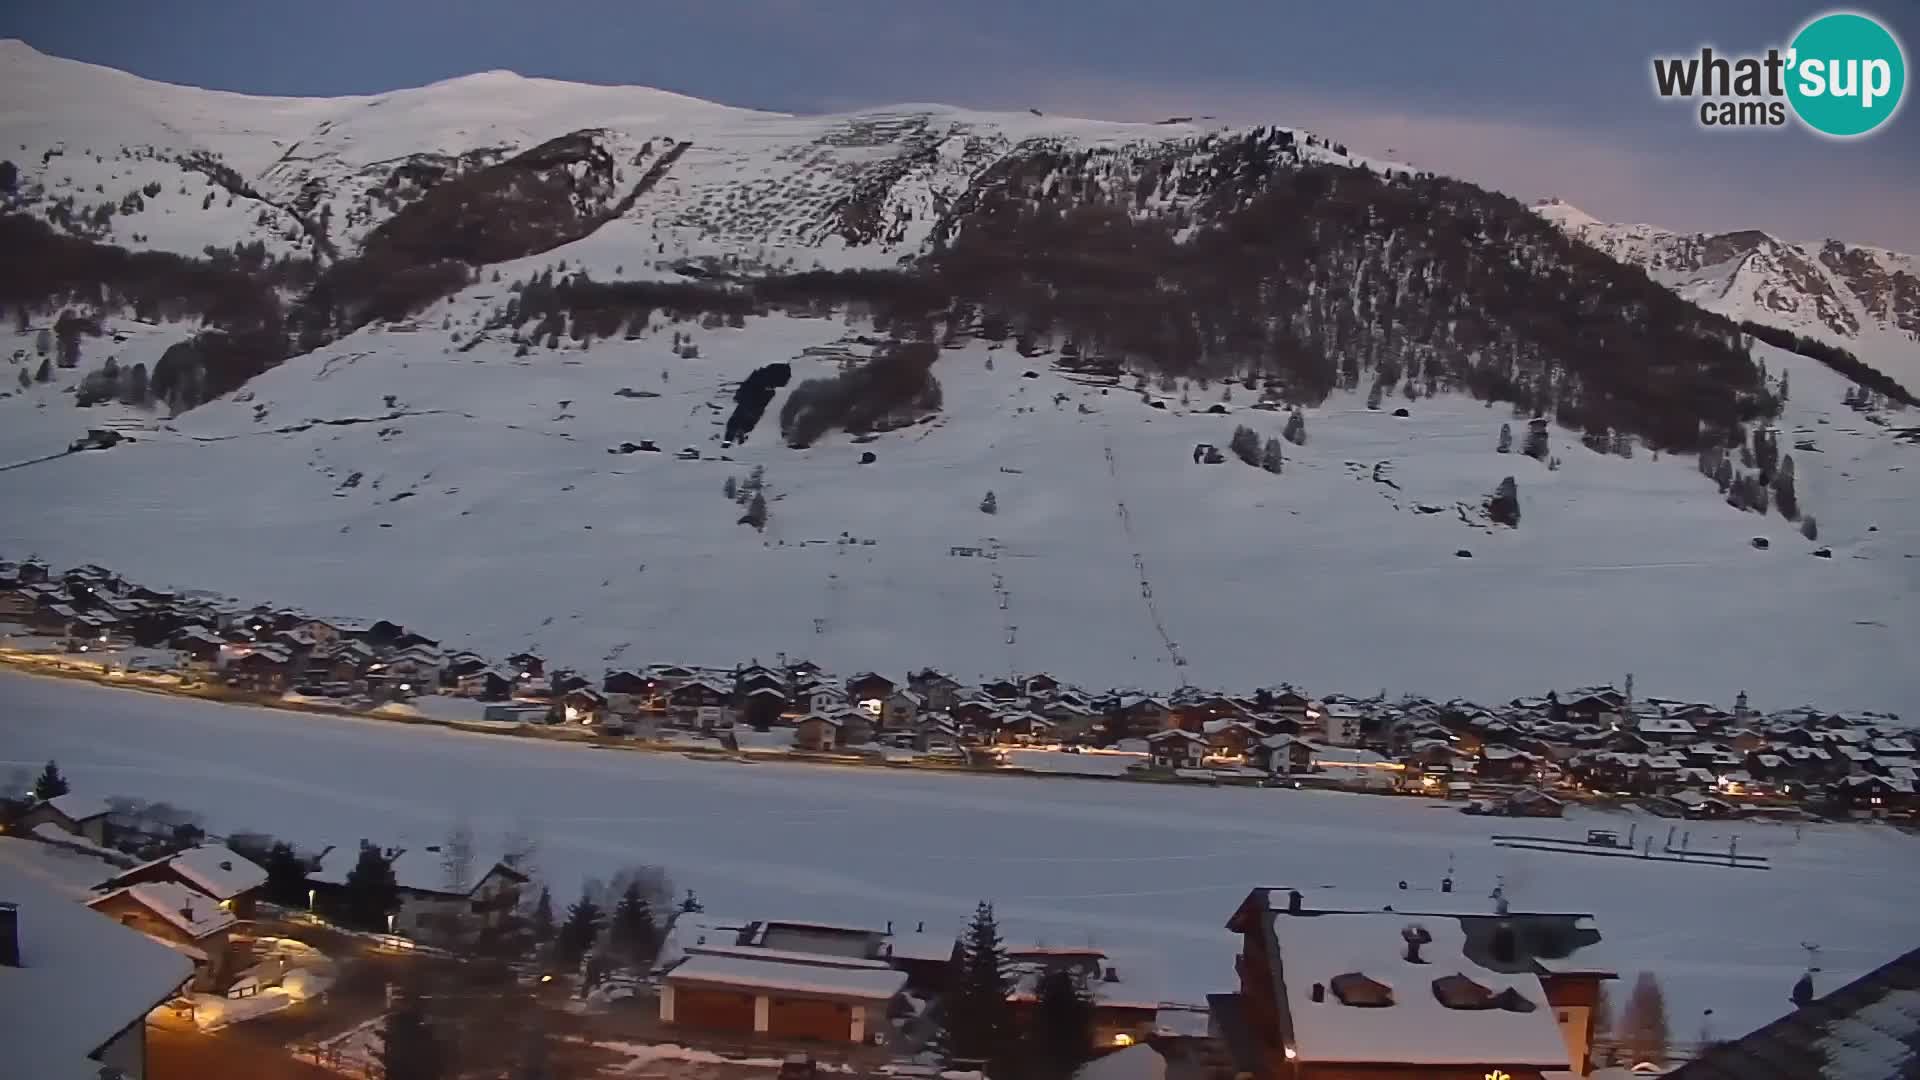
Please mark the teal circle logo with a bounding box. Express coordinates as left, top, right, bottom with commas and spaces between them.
1787, 11, 1906, 137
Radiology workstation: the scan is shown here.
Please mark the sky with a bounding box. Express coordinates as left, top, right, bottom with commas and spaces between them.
2, 0, 1916, 249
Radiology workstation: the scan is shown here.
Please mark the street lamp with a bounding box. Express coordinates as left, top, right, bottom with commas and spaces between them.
307, 888, 316, 911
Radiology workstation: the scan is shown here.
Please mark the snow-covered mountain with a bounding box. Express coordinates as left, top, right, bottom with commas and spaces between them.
1535, 198, 1920, 396
2, 42, 1915, 711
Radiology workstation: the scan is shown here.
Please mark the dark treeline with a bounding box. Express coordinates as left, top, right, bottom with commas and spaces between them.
778, 340, 943, 447
1738, 320, 1917, 406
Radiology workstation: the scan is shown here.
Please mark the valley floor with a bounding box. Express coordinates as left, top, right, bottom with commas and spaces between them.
3, 668, 1916, 1047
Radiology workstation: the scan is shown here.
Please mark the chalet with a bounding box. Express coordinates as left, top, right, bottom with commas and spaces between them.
97, 844, 268, 919
1265, 689, 1312, 723
1669, 790, 1741, 819
1111, 696, 1173, 740
845, 672, 895, 707
994, 712, 1055, 745
912, 716, 963, 755
1253, 734, 1315, 775
224, 644, 294, 692
979, 678, 1024, 703
1146, 729, 1208, 771
1023, 673, 1062, 698
1723, 727, 1766, 752
456, 668, 513, 701
306, 640, 375, 684
953, 699, 999, 730
669, 679, 732, 726
506, 652, 546, 681
168, 622, 224, 664
908, 668, 963, 711
1563, 690, 1626, 726
15, 793, 115, 847
440, 653, 490, 687
1477, 745, 1540, 783
1, 861, 195, 1080
1204, 720, 1262, 759
884, 689, 923, 730
742, 686, 789, 730
1307, 745, 1403, 790
1634, 714, 1698, 744
1318, 702, 1366, 747
291, 618, 343, 643
1040, 698, 1099, 741
1222, 887, 1613, 1079
1828, 775, 1907, 818
809, 685, 849, 716
1664, 944, 1920, 1080
1505, 788, 1566, 818
795, 712, 846, 752
561, 687, 609, 726
736, 666, 786, 697
661, 939, 906, 1044
88, 881, 238, 991
886, 924, 960, 994
309, 841, 528, 941
1007, 946, 1161, 1048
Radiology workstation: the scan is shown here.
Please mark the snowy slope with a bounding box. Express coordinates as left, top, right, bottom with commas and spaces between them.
2, 294, 1914, 711
1535, 199, 1920, 396
6, 669, 1918, 1046
1, 43, 1915, 711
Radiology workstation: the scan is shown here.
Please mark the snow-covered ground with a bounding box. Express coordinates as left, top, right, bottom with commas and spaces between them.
2, 301, 1913, 710
3, 669, 1916, 1045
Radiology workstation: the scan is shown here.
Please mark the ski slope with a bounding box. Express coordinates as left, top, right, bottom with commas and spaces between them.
1, 297, 1914, 711
3, 668, 1916, 1046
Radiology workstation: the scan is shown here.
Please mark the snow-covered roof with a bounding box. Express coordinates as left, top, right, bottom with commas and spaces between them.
34, 794, 112, 824
1637, 716, 1698, 734
886, 929, 957, 963
0, 861, 195, 1080
308, 842, 523, 896
90, 880, 235, 940
666, 949, 907, 1002
1268, 913, 1571, 1068
1146, 729, 1206, 744
109, 844, 266, 901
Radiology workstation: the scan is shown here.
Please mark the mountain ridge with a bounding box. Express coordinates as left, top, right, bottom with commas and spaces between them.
1533, 198, 1920, 396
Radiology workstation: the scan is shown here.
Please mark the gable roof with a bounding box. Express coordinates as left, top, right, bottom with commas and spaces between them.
1, 862, 195, 1080
90, 880, 235, 940
1666, 945, 1920, 1080
38, 794, 112, 824
104, 844, 267, 902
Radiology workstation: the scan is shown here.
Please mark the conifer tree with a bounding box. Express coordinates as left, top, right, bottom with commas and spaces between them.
1621, 972, 1669, 1065
379, 983, 446, 1080
529, 886, 556, 945
556, 888, 603, 965
344, 842, 399, 931
610, 881, 659, 969
1260, 436, 1284, 474
1497, 422, 1512, 454
1283, 407, 1307, 446
942, 902, 1015, 1067
1028, 968, 1095, 1079
979, 490, 997, 515
32, 760, 69, 801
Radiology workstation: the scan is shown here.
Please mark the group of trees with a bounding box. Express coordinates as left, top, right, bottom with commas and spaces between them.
1697, 426, 1803, 522
939, 902, 1097, 1080
1227, 424, 1284, 473
1594, 971, 1671, 1068
777, 339, 943, 448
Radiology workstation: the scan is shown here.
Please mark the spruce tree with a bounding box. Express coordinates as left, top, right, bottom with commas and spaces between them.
1522, 421, 1549, 461
943, 902, 1014, 1066
1228, 424, 1260, 466
264, 841, 308, 907
739, 491, 768, 531
14, 367, 27, 390
1365, 379, 1385, 410
34, 357, 50, 383
1487, 476, 1520, 528
1260, 436, 1283, 474
1283, 408, 1307, 446
556, 889, 603, 965
979, 491, 997, 515
1773, 454, 1799, 520
529, 886, 556, 945
344, 842, 399, 931
723, 475, 738, 501
1800, 515, 1819, 542
1028, 968, 1095, 1079
610, 881, 659, 969
1497, 423, 1512, 454
1621, 971, 1669, 1065
32, 760, 70, 801
379, 984, 446, 1080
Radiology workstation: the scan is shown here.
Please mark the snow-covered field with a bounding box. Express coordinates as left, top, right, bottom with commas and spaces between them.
2, 669, 1916, 1044
3, 301, 1914, 710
